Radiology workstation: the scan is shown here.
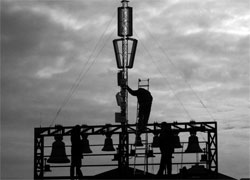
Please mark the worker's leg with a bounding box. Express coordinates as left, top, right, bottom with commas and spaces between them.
137, 105, 144, 134
157, 153, 167, 175
143, 103, 152, 125
138, 103, 152, 133
76, 166, 83, 177
166, 153, 172, 175
70, 165, 75, 180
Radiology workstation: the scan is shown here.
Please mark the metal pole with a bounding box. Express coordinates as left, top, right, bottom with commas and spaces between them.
119, 0, 129, 173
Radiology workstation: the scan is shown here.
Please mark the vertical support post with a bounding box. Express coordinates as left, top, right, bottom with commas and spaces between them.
207, 122, 218, 173
207, 131, 212, 171
214, 121, 218, 173
34, 128, 44, 179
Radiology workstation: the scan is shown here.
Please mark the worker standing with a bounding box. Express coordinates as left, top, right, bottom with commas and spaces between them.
70, 125, 83, 179
157, 122, 175, 176
126, 85, 153, 145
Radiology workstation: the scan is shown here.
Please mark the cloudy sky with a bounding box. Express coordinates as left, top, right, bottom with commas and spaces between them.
1, 0, 250, 179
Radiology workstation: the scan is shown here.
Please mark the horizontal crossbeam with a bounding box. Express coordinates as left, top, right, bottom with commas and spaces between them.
35, 121, 216, 137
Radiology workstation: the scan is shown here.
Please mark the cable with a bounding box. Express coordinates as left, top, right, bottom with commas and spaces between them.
141, 22, 216, 121
50, 11, 116, 127
134, 31, 193, 120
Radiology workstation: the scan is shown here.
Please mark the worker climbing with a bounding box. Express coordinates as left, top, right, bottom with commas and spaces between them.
126, 85, 153, 145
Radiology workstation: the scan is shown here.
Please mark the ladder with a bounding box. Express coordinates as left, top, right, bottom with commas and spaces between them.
133, 78, 151, 175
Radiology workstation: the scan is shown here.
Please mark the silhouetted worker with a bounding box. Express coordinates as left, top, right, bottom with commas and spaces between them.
70, 125, 83, 179
126, 85, 153, 143
157, 122, 175, 176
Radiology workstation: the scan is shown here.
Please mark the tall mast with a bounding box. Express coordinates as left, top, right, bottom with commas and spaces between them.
113, 0, 137, 174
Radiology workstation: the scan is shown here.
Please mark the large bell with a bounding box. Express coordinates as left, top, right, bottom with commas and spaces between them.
174, 133, 182, 148
151, 134, 160, 148
185, 131, 203, 153
102, 134, 115, 151
47, 135, 70, 163
81, 134, 92, 153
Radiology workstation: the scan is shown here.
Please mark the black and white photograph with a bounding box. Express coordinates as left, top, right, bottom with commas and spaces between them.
1, 0, 249, 179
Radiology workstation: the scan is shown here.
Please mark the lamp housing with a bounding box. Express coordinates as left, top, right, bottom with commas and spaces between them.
113, 38, 138, 69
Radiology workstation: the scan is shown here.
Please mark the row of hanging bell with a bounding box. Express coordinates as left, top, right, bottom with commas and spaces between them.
47, 130, 203, 164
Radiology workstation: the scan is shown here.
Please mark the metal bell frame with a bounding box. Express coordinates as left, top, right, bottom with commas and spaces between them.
34, 121, 218, 179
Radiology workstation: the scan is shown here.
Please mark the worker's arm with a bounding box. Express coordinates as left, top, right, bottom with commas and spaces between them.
126, 86, 138, 96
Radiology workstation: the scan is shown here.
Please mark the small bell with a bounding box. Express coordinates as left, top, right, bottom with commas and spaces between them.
112, 148, 120, 161
102, 134, 115, 151
146, 149, 155, 158
200, 154, 207, 162
44, 158, 51, 172
81, 134, 92, 153
185, 131, 203, 153
112, 153, 119, 161
134, 136, 143, 147
47, 135, 70, 164
200, 148, 207, 162
129, 149, 136, 156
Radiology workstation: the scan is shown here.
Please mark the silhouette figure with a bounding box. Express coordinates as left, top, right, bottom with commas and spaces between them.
127, 86, 153, 136
157, 122, 175, 176
70, 125, 83, 179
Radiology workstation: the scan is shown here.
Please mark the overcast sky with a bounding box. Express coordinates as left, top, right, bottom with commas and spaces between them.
1, 0, 250, 179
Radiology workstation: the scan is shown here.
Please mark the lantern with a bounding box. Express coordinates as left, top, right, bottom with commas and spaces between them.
113, 38, 138, 69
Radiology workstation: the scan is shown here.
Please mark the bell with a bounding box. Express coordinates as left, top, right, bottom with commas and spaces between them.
151, 135, 160, 148
200, 154, 207, 162
174, 134, 182, 148
146, 149, 155, 158
129, 149, 136, 156
47, 135, 70, 163
81, 134, 92, 153
112, 153, 119, 161
102, 135, 115, 151
185, 131, 203, 153
44, 158, 51, 172
44, 164, 51, 172
112, 148, 120, 161
134, 136, 143, 147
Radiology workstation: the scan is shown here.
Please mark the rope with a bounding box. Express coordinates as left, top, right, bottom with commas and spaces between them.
50, 11, 116, 127
141, 22, 216, 121
134, 31, 193, 120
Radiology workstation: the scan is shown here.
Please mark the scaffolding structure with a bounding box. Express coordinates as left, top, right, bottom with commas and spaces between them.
34, 121, 217, 179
